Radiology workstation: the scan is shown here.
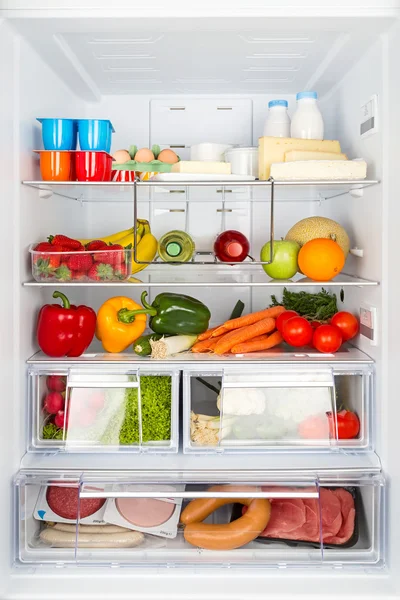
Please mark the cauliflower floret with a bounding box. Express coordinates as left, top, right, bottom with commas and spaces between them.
217, 388, 266, 416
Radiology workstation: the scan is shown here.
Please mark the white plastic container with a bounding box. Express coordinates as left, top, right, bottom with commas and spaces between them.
263, 100, 291, 138
224, 147, 258, 177
291, 91, 324, 140
190, 143, 233, 162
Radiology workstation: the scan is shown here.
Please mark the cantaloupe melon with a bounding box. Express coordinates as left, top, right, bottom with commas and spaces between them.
285, 217, 350, 257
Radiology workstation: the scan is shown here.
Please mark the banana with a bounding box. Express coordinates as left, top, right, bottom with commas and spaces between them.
78, 227, 134, 246
130, 233, 158, 275
78, 220, 151, 247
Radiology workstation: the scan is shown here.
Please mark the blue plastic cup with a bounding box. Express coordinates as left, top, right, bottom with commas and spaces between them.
77, 119, 114, 152
38, 118, 76, 151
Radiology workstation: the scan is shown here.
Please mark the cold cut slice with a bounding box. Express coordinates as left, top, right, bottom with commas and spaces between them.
324, 489, 355, 545
46, 485, 105, 520
260, 498, 306, 537
319, 488, 342, 539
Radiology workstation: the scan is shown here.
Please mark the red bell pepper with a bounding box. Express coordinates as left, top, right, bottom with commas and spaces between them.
37, 291, 96, 357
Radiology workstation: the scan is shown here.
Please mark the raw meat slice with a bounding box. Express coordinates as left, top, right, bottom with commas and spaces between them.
319, 488, 342, 539
260, 498, 306, 537
324, 489, 356, 545
285, 498, 320, 542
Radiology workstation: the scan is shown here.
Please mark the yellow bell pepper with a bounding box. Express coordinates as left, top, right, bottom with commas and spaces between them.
96, 297, 153, 353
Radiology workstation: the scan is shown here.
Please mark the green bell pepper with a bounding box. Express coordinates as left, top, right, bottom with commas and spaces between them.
140, 291, 211, 335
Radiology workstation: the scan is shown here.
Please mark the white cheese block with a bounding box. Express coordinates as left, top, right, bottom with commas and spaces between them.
284, 150, 348, 162
171, 161, 231, 175
270, 160, 367, 181
258, 137, 342, 180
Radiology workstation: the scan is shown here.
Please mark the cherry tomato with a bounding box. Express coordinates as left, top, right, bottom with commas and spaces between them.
282, 316, 313, 347
276, 310, 299, 333
330, 311, 359, 341
313, 324, 342, 353
328, 410, 360, 439
298, 415, 330, 439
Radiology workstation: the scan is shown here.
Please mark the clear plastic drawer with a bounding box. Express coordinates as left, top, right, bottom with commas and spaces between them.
14, 470, 384, 569
184, 364, 373, 453
28, 365, 179, 453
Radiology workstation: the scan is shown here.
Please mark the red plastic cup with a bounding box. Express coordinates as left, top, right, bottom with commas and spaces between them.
111, 169, 135, 182
75, 151, 109, 182
103, 155, 113, 182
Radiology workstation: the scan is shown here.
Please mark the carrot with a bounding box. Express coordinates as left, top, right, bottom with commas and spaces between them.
197, 326, 222, 341
191, 335, 224, 353
231, 331, 283, 354
210, 306, 285, 337
209, 325, 229, 338
214, 318, 276, 355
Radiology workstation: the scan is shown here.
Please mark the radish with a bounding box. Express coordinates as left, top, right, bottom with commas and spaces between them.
54, 410, 68, 429
46, 375, 66, 392
43, 392, 64, 415
87, 392, 105, 412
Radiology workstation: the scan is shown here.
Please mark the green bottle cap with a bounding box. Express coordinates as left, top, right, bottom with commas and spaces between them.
166, 242, 182, 257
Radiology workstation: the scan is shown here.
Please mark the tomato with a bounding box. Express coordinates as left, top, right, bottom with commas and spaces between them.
310, 321, 323, 329
328, 410, 360, 439
282, 316, 313, 347
298, 415, 330, 439
313, 324, 342, 353
276, 310, 299, 333
330, 311, 359, 341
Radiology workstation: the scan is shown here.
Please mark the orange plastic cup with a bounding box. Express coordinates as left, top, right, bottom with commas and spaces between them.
40, 151, 72, 181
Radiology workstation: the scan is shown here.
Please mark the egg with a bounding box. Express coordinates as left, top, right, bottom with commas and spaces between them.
158, 149, 179, 164
112, 149, 131, 163
135, 148, 155, 162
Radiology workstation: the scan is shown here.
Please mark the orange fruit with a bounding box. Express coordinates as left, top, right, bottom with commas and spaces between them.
298, 238, 345, 282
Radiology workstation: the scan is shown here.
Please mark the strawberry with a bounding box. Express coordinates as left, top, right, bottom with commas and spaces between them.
94, 243, 125, 266
86, 240, 108, 251
34, 243, 64, 276
72, 270, 87, 281
48, 235, 84, 250
54, 262, 72, 281
67, 253, 93, 272
88, 263, 114, 281
114, 263, 129, 280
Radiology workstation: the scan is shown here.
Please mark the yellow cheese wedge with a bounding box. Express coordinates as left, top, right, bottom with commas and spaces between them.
171, 161, 231, 175
284, 150, 348, 162
258, 137, 342, 180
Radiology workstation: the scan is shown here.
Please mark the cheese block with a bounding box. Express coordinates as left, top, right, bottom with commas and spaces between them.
284, 150, 348, 162
270, 160, 367, 181
258, 137, 342, 180
171, 161, 231, 175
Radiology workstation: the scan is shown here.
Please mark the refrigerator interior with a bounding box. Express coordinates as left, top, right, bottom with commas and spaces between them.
1, 2, 400, 598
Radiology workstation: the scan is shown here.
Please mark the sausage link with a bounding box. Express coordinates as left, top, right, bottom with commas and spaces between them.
181, 485, 271, 551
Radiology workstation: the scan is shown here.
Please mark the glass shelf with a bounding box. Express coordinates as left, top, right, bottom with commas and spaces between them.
27, 343, 373, 366
22, 179, 380, 203
23, 268, 379, 288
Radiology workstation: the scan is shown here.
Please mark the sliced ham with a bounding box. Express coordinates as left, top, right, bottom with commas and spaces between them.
251, 487, 355, 545
319, 488, 343, 539
324, 488, 356, 545
261, 498, 306, 537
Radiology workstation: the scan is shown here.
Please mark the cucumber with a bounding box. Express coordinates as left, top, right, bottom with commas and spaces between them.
133, 333, 164, 356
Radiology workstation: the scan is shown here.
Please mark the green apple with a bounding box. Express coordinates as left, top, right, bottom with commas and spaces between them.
260, 240, 300, 279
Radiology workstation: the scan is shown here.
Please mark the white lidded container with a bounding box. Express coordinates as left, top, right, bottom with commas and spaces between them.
224, 147, 258, 177
263, 99, 291, 138
291, 91, 324, 140
190, 142, 233, 162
